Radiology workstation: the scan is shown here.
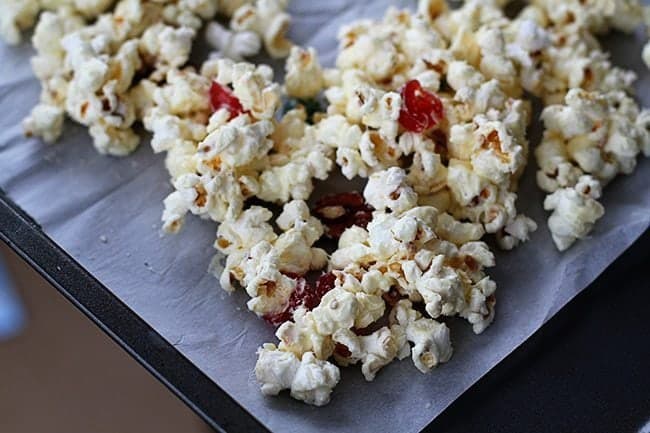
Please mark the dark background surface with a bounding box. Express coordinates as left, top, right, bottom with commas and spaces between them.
429, 229, 650, 433
0, 242, 210, 433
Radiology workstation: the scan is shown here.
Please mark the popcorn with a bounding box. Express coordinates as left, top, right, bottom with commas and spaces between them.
139, 23, 196, 80
417, 0, 448, 23
471, 118, 526, 185
397, 238, 497, 333
201, 116, 274, 168
23, 104, 65, 144
336, 22, 400, 84
505, 19, 551, 95
204, 21, 261, 61
151, 64, 274, 229
258, 109, 334, 203
217, 0, 252, 17
162, 171, 246, 232
476, 27, 519, 96
535, 136, 583, 193
253, 171, 497, 400
405, 133, 448, 196
321, 7, 537, 253
446, 159, 483, 207
311, 288, 359, 335
332, 327, 401, 381
364, 167, 418, 215
414, 256, 466, 319
0, 1, 39, 45
354, 293, 386, 329
216, 199, 327, 297
529, 0, 644, 34
215, 206, 276, 254
21, 0, 224, 153
240, 242, 300, 315
434, 0, 549, 97
284, 46, 325, 100
391, 300, 452, 373
74, 0, 118, 17
520, 4, 639, 104
20, 9, 85, 145
148, 56, 338, 246
276, 307, 334, 360
152, 68, 211, 121
146, 109, 204, 156
460, 276, 497, 334
536, 89, 648, 250
30, 9, 84, 82
152, 1, 640, 406
63, 46, 144, 154
496, 214, 538, 250
544, 175, 605, 251
0, 0, 116, 45
644, 41, 650, 69
272, 225, 327, 275
88, 121, 140, 156
255, 345, 340, 406
637, 110, 650, 157
161, 0, 219, 30
435, 212, 485, 245
330, 173, 498, 326
212, 58, 282, 120
230, 0, 293, 58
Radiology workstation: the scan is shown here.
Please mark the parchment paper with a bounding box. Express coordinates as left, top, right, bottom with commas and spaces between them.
1, 2, 649, 432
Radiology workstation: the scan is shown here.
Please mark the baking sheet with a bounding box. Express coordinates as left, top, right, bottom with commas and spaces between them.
1, 2, 649, 432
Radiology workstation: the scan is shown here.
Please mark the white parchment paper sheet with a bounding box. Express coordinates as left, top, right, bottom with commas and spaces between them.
1, 2, 649, 432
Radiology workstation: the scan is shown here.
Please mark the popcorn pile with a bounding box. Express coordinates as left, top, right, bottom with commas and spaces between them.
536, 89, 650, 249
136, 2, 532, 405
206, 0, 293, 60
147, 54, 335, 232
1, 0, 116, 45
421, 0, 650, 249
323, 6, 538, 250
9, 0, 293, 155
233, 168, 497, 405
211, 4, 540, 405
520, 0, 650, 250
5, 0, 650, 407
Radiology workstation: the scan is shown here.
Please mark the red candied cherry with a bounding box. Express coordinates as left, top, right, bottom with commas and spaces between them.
398, 79, 444, 133
262, 275, 308, 326
262, 272, 337, 326
382, 287, 403, 307
209, 81, 246, 119
313, 192, 374, 239
314, 272, 337, 302
262, 309, 292, 327
334, 343, 352, 358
